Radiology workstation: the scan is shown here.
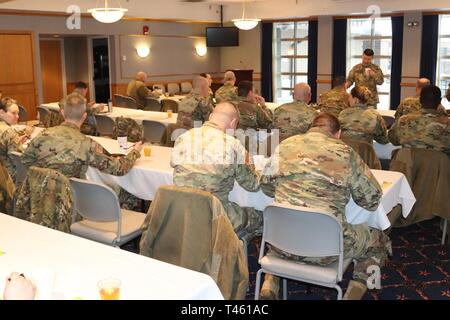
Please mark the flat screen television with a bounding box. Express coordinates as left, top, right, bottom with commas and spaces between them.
206, 27, 239, 47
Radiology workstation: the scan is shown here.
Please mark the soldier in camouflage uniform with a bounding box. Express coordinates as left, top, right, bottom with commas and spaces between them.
171, 102, 262, 242
200, 73, 215, 106
395, 78, 448, 120
339, 86, 389, 145
22, 93, 142, 184
233, 81, 273, 130
112, 117, 144, 143
176, 76, 214, 129
273, 83, 318, 142
318, 76, 351, 117
259, 113, 391, 300
215, 71, 238, 104
0, 97, 27, 182
127, 72, 160, 108
389, 85, 450, 156
346, 49, 384, 108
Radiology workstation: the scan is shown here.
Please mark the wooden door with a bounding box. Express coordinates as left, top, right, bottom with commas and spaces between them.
0, 32, 38, 119
40, 40, 64, 104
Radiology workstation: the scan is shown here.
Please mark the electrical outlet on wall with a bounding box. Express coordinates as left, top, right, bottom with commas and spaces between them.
122, 55, 127, 61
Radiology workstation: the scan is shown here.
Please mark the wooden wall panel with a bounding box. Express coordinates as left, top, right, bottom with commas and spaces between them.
0, 32, 37, 119
40, 40, 63, 103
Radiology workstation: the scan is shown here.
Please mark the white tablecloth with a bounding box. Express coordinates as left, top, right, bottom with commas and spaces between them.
158, 95, 186, 103
86, 143, 416, 231
374, 142, 401, 160
265, 102, 280, 113
0, 214, 223, 300
41, 103, 178, 127
378, 110, 396, 118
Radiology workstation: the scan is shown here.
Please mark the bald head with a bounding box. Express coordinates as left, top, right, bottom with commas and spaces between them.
224, 71, 236, 85
293, 83, 311, 103
209, 102, 240, 131
416, 78, 431, 94
136, 72, 147, 82
193, 76, 209, 97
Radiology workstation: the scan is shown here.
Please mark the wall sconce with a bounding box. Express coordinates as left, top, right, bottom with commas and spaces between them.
195, 45, 207, 57
136, 46, 150, 58
407, 21, 420, 28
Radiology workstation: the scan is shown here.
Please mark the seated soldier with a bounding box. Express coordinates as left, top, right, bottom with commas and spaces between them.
234, 80, 273, 131
317, 76, 351, 117
176, 76, 214, 129
339, 86, 389, 145
260, 113, 391, 300
273, 83, 318, 142
215, 71, 238, 104
389, 85, 450, 157
171, 102, 262, 242
127, 71, 159, 108
395, 78, 447, 120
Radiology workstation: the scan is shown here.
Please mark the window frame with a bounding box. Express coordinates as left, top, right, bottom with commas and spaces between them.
437, 15, 450, 108
346, 17, 393, 109
273, 21, 309, 103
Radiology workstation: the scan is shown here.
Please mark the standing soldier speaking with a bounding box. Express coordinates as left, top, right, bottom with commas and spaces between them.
346, 49, 384, 108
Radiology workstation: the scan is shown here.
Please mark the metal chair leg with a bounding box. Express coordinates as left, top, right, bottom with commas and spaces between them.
254, 269, 264, 300
442, 219, 448, 246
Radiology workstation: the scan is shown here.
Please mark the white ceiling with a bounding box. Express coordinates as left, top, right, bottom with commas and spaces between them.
0, 0, 449, 22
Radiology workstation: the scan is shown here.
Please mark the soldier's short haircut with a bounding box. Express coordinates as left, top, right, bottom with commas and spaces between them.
64, 92, 86, 120
417, 78, 431, 90
420, 85, 442, 110
200, 73, 210, 78
193, 76, 207, 90
364, 49, 375, 57
312, 112, 341, 135
224, 71, 236, 82
350, 86, 370, 104
237, 81, 253, 97
332, 76, 346, 88
0, 97, 18, 112
75, 81, 88, 90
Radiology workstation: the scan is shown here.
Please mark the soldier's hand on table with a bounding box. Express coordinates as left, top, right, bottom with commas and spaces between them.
3, 272, 36, 300
134, 141, 143, 153
255, 95, 265, 105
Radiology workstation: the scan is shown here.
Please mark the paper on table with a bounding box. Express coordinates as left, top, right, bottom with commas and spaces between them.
89, 136, 135, 155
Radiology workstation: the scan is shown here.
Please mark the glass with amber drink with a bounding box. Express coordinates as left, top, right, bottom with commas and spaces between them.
143, 143, 152, 158
167, 109, 173, 118
98, 278, 121, 300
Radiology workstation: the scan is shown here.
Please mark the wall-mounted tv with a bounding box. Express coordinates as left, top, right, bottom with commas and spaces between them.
206, 27, 239, 47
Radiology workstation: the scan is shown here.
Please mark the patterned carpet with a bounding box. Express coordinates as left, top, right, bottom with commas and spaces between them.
244, 218, 450, 300
123, 218, 450, 300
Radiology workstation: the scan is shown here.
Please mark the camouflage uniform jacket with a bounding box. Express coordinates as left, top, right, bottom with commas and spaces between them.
215, 83, 238, 104
395, 95, 448, 120
260, 127, 382, 223
388, 108, 450, 156
234, 97, 273, 130
347, 63, 384, 106
15, 166, 72, 233
127, 79, 159, 108
0, 119, 23, 181
273, 101, 318, 141
112, 117, 144, 143
339, 103, 389, 144
171, 121, 260, 229
176, 92, 214, 129
318, 88, 351, 117
21, 122, 141, 179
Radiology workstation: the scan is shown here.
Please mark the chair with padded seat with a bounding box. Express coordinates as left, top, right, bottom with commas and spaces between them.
69, 178, 146, 247
142, 120, 167, 144
114, 94, 138, 109
180, 82, 193, 94
254, 203, 353, 300
142, 97, 161, 112
167, 83, 180, 96
94, 114, 115, 137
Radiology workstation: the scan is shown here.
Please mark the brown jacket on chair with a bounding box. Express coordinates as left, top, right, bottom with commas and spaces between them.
14, 166, 73, 233
0, 163, 15, 214
390, 148, 450, 226
342, 138, 382, 170
139, 185, 249, 300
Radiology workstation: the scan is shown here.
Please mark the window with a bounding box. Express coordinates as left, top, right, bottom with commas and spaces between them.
347, 17, 392, 110
437, 14, 450, 109
273, 21, 309, 103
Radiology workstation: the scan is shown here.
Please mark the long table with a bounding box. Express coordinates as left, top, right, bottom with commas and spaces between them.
40, 103, 178, 126
86, 142, 416, 231
0, 213, 224, 300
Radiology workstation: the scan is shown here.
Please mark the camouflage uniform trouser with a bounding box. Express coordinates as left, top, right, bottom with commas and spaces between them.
107, 184, 146, 212
219, 197, 263, 243
268, 223, 392, 283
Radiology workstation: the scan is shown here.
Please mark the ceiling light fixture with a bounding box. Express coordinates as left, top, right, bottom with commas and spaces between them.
88, 0, 128, 24
136, 46, 150, 58
232, 1, 261, 31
